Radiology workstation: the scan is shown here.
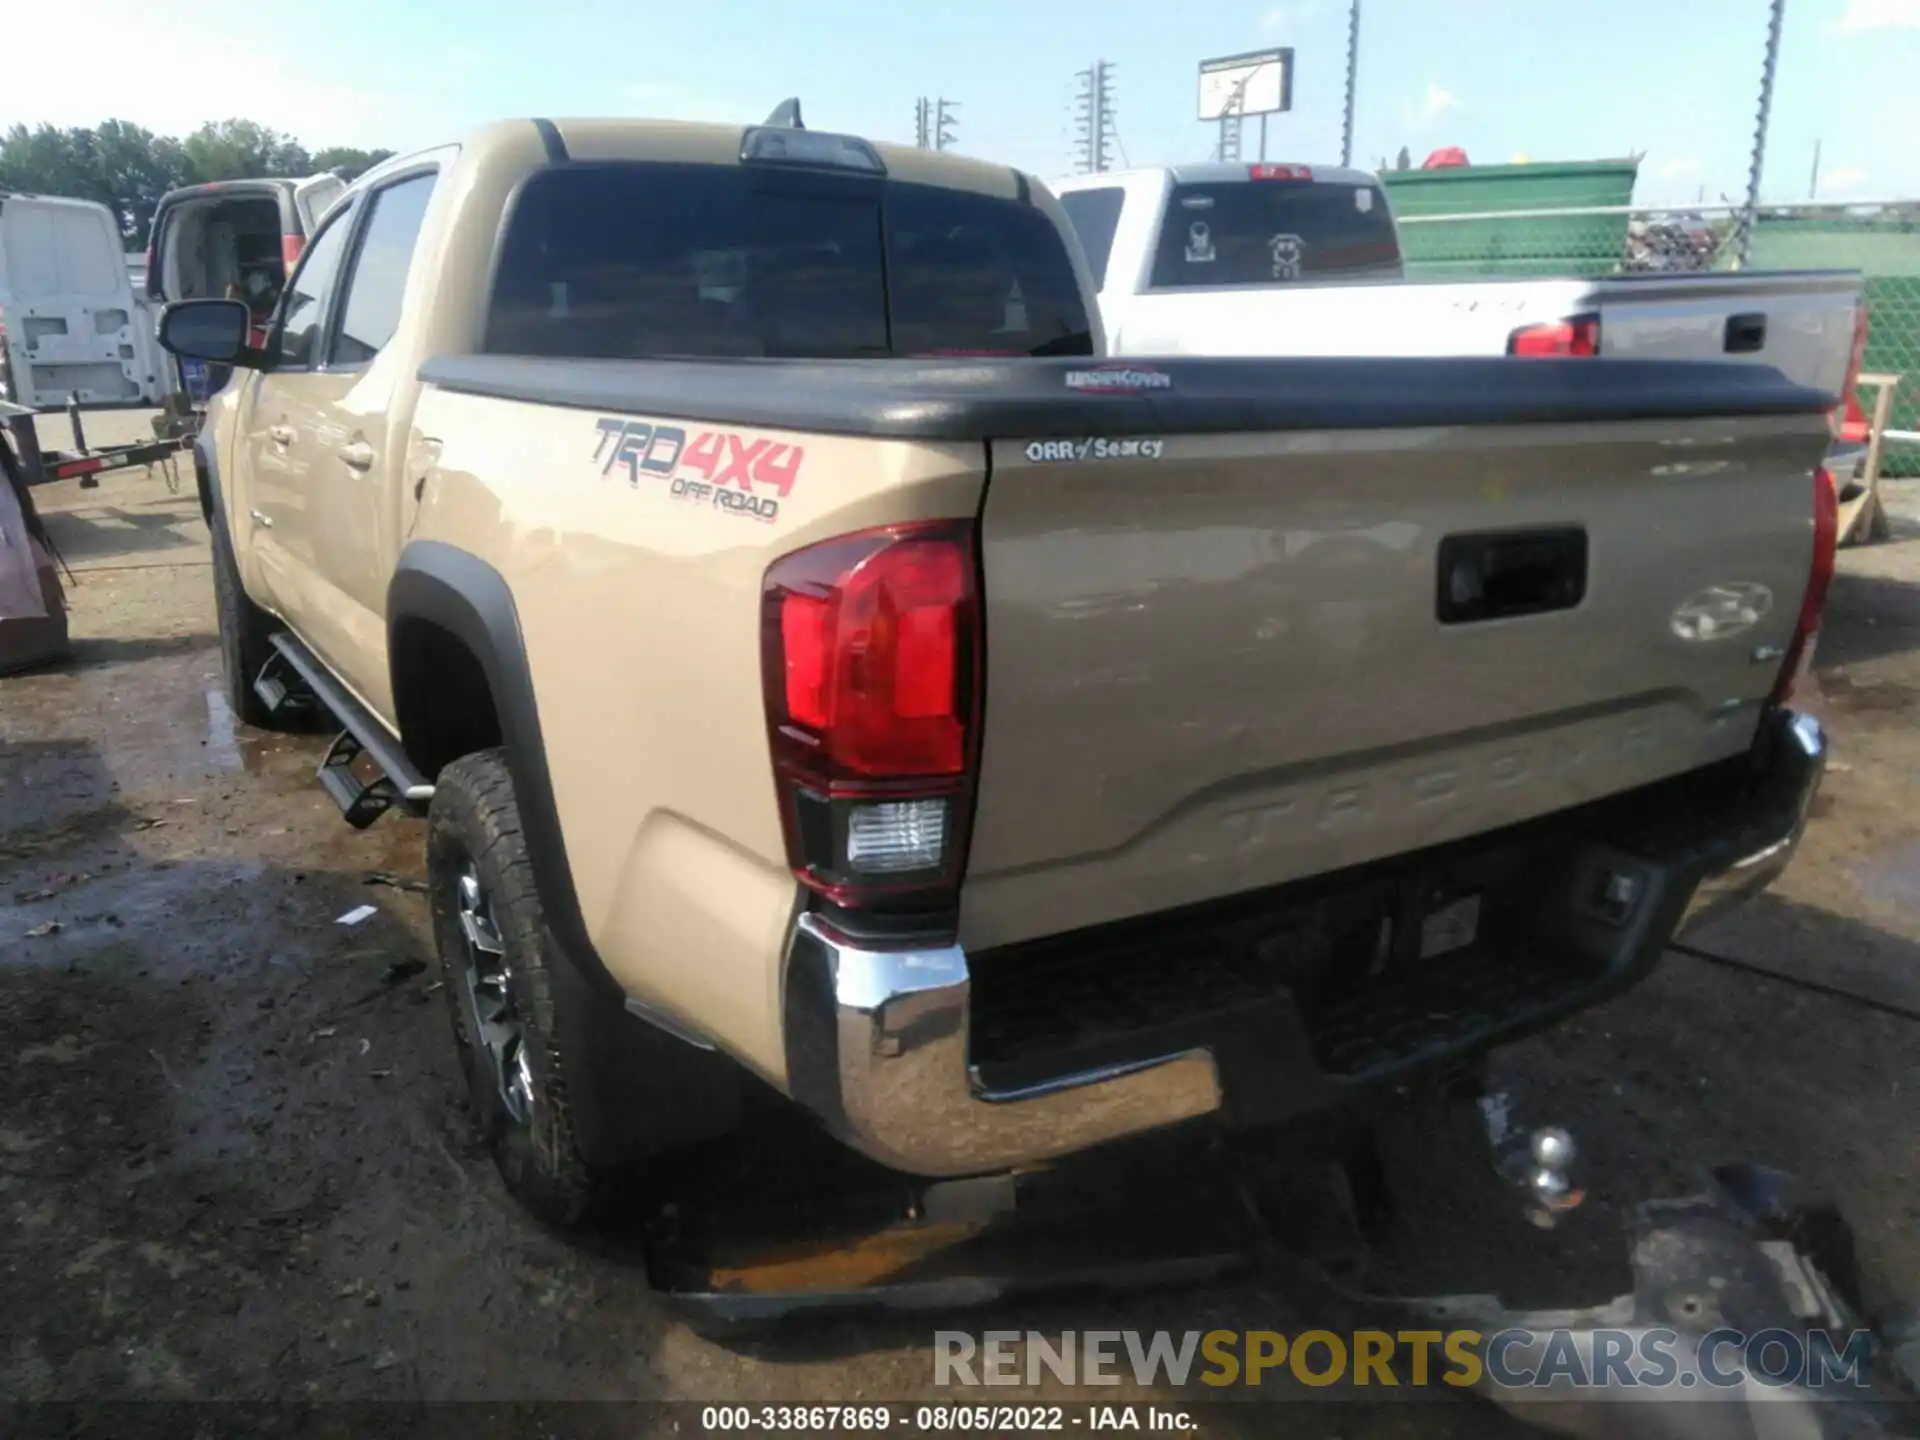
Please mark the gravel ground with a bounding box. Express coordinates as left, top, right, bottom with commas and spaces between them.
3, 410, 1918, 1436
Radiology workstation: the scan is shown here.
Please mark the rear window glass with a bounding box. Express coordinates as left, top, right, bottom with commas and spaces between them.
1150, 180, 1399, 288
485, 163, 1093, 360
1058, 187, 1125, 290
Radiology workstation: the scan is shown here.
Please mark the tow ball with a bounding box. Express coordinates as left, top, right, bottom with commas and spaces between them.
1478, 1086, 1587, 1229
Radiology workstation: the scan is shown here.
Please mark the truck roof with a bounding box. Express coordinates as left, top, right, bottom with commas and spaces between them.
1051, 162, 1383, 190
359, 116, 1033, 203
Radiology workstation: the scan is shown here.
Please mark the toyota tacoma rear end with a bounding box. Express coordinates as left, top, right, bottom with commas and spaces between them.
155, 109, 1834, 1221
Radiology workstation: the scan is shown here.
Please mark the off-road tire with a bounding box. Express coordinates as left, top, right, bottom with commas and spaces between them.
427, 748, 606, 1228
210, 516, 280, 729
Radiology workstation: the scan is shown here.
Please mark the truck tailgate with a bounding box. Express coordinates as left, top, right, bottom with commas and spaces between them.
961, 407, 1831, 951
1597, 270, 1860, 395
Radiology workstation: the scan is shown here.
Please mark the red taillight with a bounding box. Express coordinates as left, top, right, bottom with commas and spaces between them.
282, 234, 306, 269
1250, 164, 1313, 181
1772, 467, 1840, 707
762, 521, 980, 907
1835, 303, 1869, 444
1508, 315, 1601, 357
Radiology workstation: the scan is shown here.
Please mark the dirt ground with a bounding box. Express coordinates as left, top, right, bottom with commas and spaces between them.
4, 410, 1918, 1435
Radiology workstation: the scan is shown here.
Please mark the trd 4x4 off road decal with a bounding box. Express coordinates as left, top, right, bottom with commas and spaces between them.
591, 417, 802, 523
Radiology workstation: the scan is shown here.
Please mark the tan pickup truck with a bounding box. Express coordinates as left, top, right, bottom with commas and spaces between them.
157, 109, 1836, 1227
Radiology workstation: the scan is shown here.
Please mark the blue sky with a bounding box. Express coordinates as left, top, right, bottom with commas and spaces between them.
8, 0, 1916, 206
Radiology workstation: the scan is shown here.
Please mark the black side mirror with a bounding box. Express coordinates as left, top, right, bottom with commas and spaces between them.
158, 300, 266, 368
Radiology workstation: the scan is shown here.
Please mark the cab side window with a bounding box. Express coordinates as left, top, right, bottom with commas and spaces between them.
333, 173, 437, 367
273, 205, 357, 370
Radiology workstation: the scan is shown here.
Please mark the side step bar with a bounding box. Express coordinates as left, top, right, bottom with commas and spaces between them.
262, 632, 434, 826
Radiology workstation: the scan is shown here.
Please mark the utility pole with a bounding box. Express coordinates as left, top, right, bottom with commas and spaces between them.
1810, 137, 1822, 199
1734, 0, 1785, 269
914, 97, 931, 150
1074, 60, 1116, 173
1341, 0, 1362, 167
936, 98, 959, 153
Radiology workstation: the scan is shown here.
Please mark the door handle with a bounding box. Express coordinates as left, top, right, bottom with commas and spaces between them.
338, 441, 375, 471
268, 424, 296, 446
1724, 312, 1767, 354
249, 508, 273, 529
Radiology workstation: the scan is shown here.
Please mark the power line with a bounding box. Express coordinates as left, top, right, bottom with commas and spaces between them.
914, 96, 959, 152
1340, 0, 1362, 168
1734, 0, 1785, 269
1074, 60, 1116, 173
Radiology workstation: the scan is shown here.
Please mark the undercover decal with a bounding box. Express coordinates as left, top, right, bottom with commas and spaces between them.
1064, 365, 1172, 394
590, 417, 802, 523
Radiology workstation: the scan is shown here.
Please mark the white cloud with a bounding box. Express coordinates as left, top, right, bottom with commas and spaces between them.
1659, 157, 1702, 179
0, 0, 416, 149
1834, 0, 1920, 30
1261, 1, 1326, 31
618, 83, 761, 126
1820, 165, 1871, 194
1400, 81, 1463, 134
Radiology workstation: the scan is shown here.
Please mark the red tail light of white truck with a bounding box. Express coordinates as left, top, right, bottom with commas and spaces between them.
1507, 315, 1601, 357
1771, 467, 1840, 707
761, 521, 981, 908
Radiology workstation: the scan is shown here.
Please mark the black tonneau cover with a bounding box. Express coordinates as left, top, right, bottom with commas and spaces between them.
417, 354, 1833, 440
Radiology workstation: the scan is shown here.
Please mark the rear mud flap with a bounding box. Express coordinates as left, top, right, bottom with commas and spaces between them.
646, 1129, 1270, 1330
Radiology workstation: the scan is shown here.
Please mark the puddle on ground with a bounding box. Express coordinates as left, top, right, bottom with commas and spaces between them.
203, 690, 241, 772
1818, 669, 1920, 715
1850, 835, 1920, 915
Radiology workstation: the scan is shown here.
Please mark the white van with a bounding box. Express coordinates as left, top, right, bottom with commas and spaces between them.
0, 192, 165, 408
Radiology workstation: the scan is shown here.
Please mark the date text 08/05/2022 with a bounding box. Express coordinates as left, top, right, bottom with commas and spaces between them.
698, 1405, 1195, 1433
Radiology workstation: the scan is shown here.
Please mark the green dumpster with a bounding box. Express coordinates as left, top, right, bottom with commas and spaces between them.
1382, 159, 1640, 280
1750, 211, 1920, 476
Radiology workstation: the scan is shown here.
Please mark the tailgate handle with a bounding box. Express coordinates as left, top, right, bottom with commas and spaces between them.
1724, 312, 1767, 353
1438, 528, 1587, 625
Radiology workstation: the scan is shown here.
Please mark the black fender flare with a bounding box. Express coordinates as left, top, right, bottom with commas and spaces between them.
387, 540, 602, 988
387, 540, 741, 1160
193, 430, 221, 529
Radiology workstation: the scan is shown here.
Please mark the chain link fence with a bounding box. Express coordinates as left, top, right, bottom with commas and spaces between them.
1395, 201, 1920, 475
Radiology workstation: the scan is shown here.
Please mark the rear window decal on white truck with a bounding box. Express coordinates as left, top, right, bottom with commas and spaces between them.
591, 415, 801, 524
1185, 223, 1216, 265
1268, 233, 1305, 280
1024, 437, 1167, 463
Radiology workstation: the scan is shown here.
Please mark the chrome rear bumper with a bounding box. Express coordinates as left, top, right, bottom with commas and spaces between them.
1677, 708, 1827, 937
784, 709, 1826, 1179
782, 914, 1221, 1178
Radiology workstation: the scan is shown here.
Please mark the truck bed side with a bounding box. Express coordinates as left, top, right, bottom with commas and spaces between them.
405, 373, 989, 1080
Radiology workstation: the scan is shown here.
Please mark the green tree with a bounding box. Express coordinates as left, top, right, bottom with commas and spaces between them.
311, 146, 396, 180
89, 121, 191, 243
181, 119, 311, 183
1, 119, 389, 246
0, 120, 190, 245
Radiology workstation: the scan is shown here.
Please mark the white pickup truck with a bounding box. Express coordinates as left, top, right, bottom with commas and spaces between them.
1052, 164, 1875, 518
